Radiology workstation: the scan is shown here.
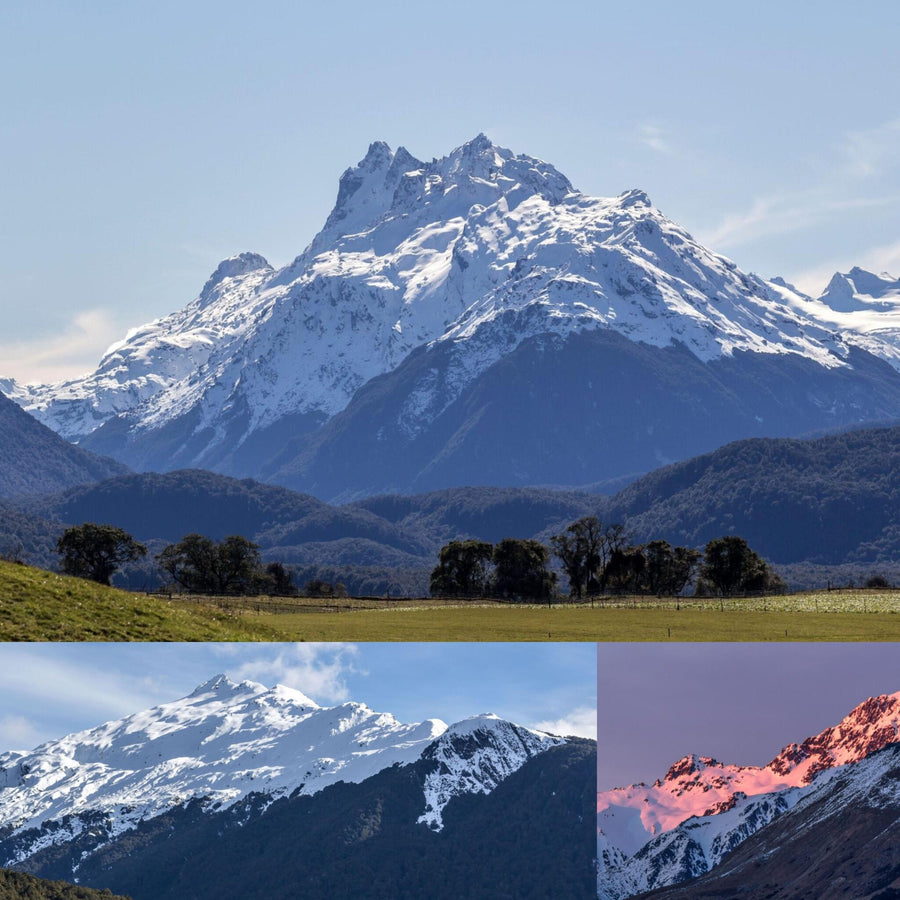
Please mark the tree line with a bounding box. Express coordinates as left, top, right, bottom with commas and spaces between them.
53, 518, 782, 600
430, 516, 782, 600
55, 524, 299, 595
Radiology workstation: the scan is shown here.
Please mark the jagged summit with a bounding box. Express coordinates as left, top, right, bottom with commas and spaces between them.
819, 266, 900, 311
11, 136, 900, 489
0, 676, 561, 866
618, 187, 651, 207
598, 691, 900, 860
199, 252, 272, 305
597, 692, 900, 899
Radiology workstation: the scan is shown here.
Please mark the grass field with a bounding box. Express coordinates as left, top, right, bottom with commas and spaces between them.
0, 560, 277, 641
206, 591, 900, 642
3, 561, 899, 641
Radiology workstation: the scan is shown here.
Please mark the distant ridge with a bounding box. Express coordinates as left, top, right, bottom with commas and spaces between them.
0, 392, 128, 500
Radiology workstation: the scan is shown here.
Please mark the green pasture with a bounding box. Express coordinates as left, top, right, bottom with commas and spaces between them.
3, 560, 899, 641
0, 560, 276, 641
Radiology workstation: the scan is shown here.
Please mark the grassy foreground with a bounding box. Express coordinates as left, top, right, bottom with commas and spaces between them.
3, 561, 899, 641
224, 591, 900, 642
0, 561, 276, 641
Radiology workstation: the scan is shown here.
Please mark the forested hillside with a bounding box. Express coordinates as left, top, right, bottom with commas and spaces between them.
0, 393, 127, 500
0, 868, 128, 899
606, 425, 900, 564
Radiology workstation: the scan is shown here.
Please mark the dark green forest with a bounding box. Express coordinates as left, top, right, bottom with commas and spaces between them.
26, 741, 595, 900
6, 426, 900, 593
0, 869, 128, 900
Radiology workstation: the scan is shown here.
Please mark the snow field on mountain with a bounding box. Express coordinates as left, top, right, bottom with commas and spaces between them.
596, 690, 900, 899
8, 135, 900, 468
0, 675, 562, 865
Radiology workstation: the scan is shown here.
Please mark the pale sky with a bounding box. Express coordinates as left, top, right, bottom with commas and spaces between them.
0, 642, 596, 752
596, 643, 900, 789
1, 1, 900, 383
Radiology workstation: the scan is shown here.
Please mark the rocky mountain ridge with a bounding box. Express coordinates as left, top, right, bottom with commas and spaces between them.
6, 136, 900, 497
0, 675, 562, 871
597, 690, 900, 898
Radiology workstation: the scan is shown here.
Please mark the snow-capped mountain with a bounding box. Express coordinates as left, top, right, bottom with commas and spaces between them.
597, 691, 900, 898
0, 675, 561, 871
8, 136, 900, 496
630, 741, 900, 899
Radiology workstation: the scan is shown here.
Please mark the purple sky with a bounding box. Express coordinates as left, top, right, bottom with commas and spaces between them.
596, 643, 900, 789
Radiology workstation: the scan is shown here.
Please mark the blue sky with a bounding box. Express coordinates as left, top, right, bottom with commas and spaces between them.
0, 642, 596, 752
597, 643, 900, 788
2, 1, 899, 381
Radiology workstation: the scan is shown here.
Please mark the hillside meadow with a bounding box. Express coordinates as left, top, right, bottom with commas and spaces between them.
3, 560, 899, 641
0, 561, 276, 641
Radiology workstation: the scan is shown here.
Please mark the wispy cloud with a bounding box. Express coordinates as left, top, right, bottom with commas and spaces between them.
0, 308, 123, 385
842, 117, 900, 178
0, 650, 168, 751
698, 115, 900, 254
532, 704, 596, 740
699, 190, 897, 250
0, 714, 40, 751
227, 643, 361, 705
637, 123, 671, 154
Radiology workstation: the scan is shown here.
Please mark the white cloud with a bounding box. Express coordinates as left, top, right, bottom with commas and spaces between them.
531, 704, 596, 739
842, 117, 900, 178
700, 190, 896, 251
638, 123, 671, 154
0, 714, 40, 750
0, 307, 123, 385
228, 643, 361, 706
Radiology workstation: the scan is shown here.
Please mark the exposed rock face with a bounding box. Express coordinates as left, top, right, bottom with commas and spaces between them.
597, 692, 900, 899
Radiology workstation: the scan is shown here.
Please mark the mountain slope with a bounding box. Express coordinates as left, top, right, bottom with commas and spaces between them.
0, 676, 569, 896
63, 739, 597, 900
597, 691, 900, 898
602, 424, 900, 564
262, 330, 900, 500
27, 469, 429, 557
0, 393, 128, 500
7, 136, 900, 497
636, 742, 900, 899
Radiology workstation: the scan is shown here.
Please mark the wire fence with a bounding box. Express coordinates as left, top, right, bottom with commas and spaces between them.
148, 587, 900, 616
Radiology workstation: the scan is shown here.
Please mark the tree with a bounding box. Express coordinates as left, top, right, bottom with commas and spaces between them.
491, 538, 556, 601
156, 533, 261, 594
56, 523, 146, 585
430, 540, 494, 598
304, 578, 347, 598
550, 516, 605, 599
701, 535, 775, 596
550, 517, 629, 598
258, 562, 297, 596
604, 547, 646, 593
643, 540, 701, 596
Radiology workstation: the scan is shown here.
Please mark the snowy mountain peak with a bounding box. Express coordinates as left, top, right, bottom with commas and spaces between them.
199, 252, 272, 304
618, 188, 651, 208
663, 754, 720, 782
598, 691, 900, 858
419, 716, 563, 830
767, 689, 900, 781
597, 693, 900, 899
188, 672, 262, 697
186, 674, 320, 709
0, 678, 564, 863
17, 135, 900, 468
819, 267, 900, 311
